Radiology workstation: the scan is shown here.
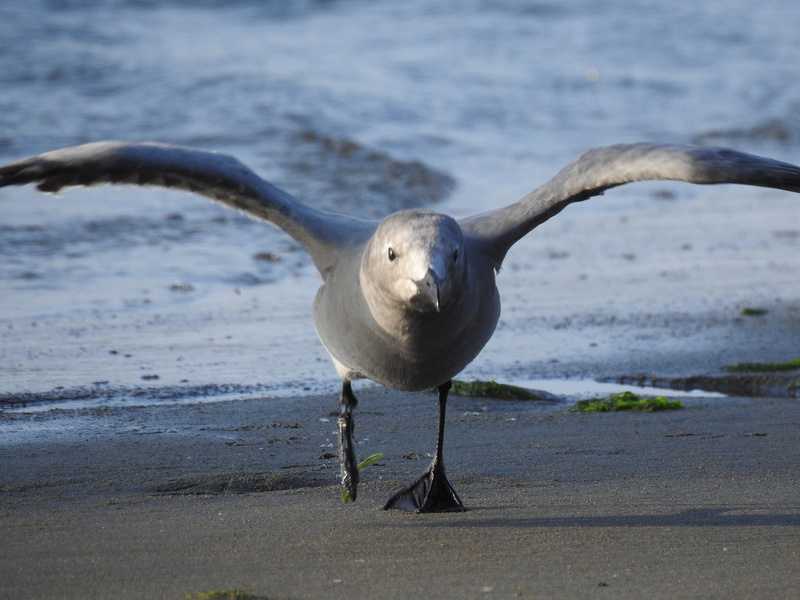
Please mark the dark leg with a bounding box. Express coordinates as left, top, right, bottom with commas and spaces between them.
383, 380, 465, 513
338, 380, 359, 502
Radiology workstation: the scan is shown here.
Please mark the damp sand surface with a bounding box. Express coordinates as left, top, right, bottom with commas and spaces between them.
2, 389, 799, 600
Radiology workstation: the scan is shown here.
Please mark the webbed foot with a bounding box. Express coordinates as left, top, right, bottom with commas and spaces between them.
383, 457, 465, 513
383, 379, 465, 512
338, 380, 359, 502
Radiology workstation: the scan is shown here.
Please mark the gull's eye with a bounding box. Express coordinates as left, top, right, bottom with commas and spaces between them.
387, 247, 396, 262
452, 249, 459, 262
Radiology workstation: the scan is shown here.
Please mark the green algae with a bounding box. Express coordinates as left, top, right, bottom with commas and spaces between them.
342, 453, 385, 503
182, 590, 254, 600
449, 379, 547, 400
721, 358, 800, 373
740, 307, 768, 316
570, 391, 683, 413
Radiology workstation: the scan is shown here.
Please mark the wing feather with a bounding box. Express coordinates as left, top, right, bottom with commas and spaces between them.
460, 143, 800, 267
0, 141, 372, 276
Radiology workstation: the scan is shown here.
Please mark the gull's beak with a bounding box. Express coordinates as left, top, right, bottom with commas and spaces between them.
413, 268, 442, 312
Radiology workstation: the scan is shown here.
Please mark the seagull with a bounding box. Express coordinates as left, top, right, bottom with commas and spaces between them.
2, 141, 799, 511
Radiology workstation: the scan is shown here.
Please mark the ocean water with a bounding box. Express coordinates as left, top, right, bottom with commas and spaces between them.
1, 0, 799, 403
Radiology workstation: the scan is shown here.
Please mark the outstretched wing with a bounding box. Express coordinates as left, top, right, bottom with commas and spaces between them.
460, 143, 800, 268
0, 141, 372, 276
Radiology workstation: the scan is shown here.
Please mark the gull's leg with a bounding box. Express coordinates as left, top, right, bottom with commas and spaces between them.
338, 379, 359, 502
383, 380, 465, 513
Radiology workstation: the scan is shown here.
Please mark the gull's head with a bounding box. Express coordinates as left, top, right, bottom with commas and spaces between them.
362, 210, 465, 314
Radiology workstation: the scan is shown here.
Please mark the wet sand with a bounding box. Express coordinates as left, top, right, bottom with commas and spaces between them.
2, 386, 799, 599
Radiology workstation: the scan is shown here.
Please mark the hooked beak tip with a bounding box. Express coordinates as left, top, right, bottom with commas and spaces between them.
415, 270, 442, 312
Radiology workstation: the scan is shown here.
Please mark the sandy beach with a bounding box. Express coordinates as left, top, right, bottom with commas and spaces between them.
2, 2, 800, 598
2, 383, 799, 599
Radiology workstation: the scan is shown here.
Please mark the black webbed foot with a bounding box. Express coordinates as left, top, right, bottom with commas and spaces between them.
338, 380, 359, 502
383, 455, 465, 512
382, 380, 466, 513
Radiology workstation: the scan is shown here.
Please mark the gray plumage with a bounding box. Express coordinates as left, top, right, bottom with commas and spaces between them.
3, 141, 799, 511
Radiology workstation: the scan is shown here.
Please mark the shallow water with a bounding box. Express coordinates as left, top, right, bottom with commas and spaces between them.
1, 0, 799, 404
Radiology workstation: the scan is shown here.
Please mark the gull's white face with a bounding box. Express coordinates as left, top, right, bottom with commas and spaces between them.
361, 210, 465, 317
